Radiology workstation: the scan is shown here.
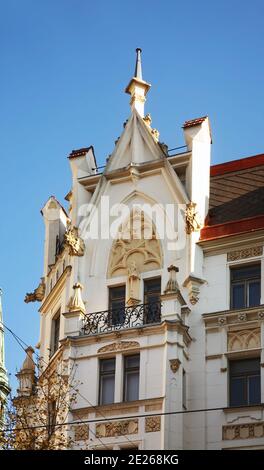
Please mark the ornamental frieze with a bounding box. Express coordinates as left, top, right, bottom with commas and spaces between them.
96, 419, 138, 438
227, 246, 263, 262
98, 341, 140, 354
228, 328, 260, 351
223, 422, 264, 440
74, 424, 89, 441
145, 416, 161, 433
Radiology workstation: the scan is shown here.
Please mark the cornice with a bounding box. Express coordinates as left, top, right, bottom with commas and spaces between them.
203, 305, 264, 328
198, 230, 264, 255
62, 319, 191, 348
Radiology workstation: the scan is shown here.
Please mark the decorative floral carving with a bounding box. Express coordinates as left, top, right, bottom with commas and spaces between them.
228, 328, 260, 351
96, 419, 138, 438
185, 202, 202, 235
64, 225, 85, 257
223, 422, 264, 440
218, 317, 227, 327
227, 247, 263, 261
108, 209, 162, 277
24, 278, 46, 303
169, 358, 181, 373
258, 311, 264, 320
74, 425, 89, 441
145, 416, 161, 433
98, 341, 140, 354
238, 312, 247, 322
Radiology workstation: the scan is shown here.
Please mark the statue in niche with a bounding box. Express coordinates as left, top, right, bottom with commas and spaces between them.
127, 261, 141, 306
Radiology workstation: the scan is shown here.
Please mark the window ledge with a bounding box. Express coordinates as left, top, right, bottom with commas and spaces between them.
223, 403, 264, 413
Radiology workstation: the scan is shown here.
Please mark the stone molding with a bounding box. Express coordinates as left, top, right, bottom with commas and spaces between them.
97, 341, 140, 354
228, 328, 260, 352
227, 246, 263, 262
223, 422, 264, 440
203, 306, 264, 329
96, 419, 138, 438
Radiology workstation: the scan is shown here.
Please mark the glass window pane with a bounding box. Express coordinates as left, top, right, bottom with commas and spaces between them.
101, 376, 115, 404
125, 355, 140, 369
248, 281, 261, 307
125, 371, 139, 401
248, 375, 261, 405
231, 284, 245, 309
231, 265, 260, 281
230, 358, 260, 375
101, 358, 115, 372
230, 377, 246, 406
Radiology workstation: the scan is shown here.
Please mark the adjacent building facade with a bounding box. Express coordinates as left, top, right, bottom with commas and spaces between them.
18, 50, 264, 449
0, 290, 10, 428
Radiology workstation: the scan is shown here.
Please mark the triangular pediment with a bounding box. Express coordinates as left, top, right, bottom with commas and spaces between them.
105, 110, 165, 173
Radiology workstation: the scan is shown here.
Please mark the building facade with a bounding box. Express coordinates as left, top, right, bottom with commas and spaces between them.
0, 290, 10, 428
19, 50, 264, 449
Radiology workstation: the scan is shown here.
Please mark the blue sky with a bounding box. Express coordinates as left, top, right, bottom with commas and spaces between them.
1, 0, 264, 389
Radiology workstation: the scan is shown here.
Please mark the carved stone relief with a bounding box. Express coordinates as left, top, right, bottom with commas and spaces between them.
24, 278, 46, 303
64, 225, 85, 257
169, 359, 181, 373
74, 425, 89, 441
98, 341, 140, 354
228, 328, 260, 351
185, 202, 202, 234
223, 422, 264, 440
108, 209, 162, 278
227, 246, 263, 261
96, 419, 138, 438
145, 416, 161, 433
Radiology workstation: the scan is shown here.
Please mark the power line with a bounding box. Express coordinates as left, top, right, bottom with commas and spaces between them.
1, 404, 239, 434
1, 319, 138, 448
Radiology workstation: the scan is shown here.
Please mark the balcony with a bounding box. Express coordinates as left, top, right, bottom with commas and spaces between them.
81, 301, 162, 336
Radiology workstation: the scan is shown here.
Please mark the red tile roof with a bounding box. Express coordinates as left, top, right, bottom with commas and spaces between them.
183, 116, 207, 128
201, 153, 264, 241
69, 147, 92, 158
211, 153, 264, 177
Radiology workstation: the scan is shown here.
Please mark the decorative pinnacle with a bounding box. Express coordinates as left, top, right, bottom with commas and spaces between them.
134, 48, 143, 80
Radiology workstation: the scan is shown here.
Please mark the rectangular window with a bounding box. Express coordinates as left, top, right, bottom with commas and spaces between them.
123, 355, 140, 402
99, 358, 116, 405
51, 310, 60, 356
230, 264, 261, 309
109, 285, 126, 325
144, 277, 161, 323
229, 358, 261, 407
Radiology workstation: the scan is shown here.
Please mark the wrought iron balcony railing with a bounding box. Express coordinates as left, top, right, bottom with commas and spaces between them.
81, 301, 162, 336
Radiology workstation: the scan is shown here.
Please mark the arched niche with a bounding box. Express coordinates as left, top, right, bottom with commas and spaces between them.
107, 208, 163, 279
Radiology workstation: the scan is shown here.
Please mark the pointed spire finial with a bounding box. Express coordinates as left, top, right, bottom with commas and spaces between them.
135, 48, 142, 80
125, 48, 151, 117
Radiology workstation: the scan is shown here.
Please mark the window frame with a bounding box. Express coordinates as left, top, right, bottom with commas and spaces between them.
108, 284, 126, 326
229, 357, 261, 407
143, 277, 161, 324
50, 309, 61, 357
230, 263, 261, 310
98, 357, 116, 406
123, 354, 140, 402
